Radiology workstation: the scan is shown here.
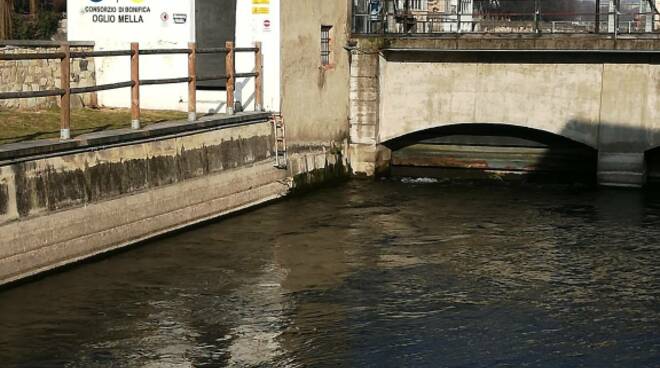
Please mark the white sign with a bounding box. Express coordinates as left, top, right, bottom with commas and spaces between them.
69, 0, 193, 43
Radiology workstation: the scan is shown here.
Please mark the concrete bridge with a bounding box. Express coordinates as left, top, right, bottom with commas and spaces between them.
348, 35, 660, 187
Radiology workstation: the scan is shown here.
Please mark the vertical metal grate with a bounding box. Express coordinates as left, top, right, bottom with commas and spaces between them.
321, 25, 332, 66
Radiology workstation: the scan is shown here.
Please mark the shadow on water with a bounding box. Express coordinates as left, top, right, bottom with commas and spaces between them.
383, 123, 599, 186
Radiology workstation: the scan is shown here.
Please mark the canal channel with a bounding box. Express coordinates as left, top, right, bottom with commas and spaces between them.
1, 179, 659, 367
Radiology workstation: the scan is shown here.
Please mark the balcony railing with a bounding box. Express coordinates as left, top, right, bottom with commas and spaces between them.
352, 0, 660, 35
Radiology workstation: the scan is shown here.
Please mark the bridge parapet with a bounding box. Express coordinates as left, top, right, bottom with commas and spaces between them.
351, 34, 660, 52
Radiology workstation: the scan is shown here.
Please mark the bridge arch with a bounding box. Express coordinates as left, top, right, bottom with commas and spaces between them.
382, 123, 598, 183
645, 146, 660, 186
381, 123, 598, 150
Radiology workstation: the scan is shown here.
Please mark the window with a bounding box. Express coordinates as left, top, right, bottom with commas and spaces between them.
321, 25, 332, 66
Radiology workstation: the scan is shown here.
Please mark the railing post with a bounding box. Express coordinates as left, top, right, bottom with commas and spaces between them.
131, 42, 140, 129
226, 41, 235, 115
188, 42, 197, 122
534, 0, 541, 33
60, 43, 71, 140
255, 42, 263, 112
457, 0, 462, 33
608, 0, 617, 34
595, 0, 601, 33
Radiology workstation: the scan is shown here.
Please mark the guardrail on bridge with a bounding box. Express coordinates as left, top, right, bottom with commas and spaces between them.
353, 0, 660, 35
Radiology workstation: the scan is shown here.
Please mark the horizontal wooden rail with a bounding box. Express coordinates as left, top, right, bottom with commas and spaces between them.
0, 52, 65, 61
70, 50, 132, 58
234, 72, 259, 78
196, 74, 228, 82
140, 77, 190, 86
196, 47, 228, 54
70, 81, 134, 94
234, 47, 259, 53
139, 48, 191, 55
0, 89, 64, 100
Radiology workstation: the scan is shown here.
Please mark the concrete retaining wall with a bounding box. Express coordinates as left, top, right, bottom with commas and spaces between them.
0, 119, 284, 285
0, 114, 352, 286
0, 41, 97, 110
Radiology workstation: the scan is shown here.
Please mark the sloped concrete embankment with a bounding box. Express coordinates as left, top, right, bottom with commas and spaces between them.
0, 119, 294, 286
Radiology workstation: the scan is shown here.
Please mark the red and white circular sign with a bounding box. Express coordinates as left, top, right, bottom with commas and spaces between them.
263, 20, 271, 28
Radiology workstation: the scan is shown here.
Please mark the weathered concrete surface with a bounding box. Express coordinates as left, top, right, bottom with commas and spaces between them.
355, 33, 660, 51
349, 37, 660, 187
0, 112, 355, 286
280, 1, 350, 150
0, 120, 290, 286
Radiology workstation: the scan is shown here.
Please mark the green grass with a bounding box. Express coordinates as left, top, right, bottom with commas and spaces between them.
0, 108, 187, 145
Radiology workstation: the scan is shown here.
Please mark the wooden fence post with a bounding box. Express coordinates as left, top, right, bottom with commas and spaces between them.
60, 43, 71, 140
255, 41, 263, 112
131, 42, 140, 129
188, 42, 197, 122
226, 41, 235, 115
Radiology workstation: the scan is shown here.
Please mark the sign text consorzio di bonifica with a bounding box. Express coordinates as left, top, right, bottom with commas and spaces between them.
84, 0, 154, 24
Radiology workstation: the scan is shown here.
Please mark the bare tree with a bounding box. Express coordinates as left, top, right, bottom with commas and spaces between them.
29, 0, 38, 16
0, 0, 12, 40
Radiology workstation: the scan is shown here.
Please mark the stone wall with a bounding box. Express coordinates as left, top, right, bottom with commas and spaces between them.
0, 41, 97, 110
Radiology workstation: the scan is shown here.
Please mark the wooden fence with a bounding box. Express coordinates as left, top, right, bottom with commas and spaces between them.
0, 41, 263, 139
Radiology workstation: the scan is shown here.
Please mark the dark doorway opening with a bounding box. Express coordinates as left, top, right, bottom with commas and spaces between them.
195, 0, 236, 90
384, 124, 598, 185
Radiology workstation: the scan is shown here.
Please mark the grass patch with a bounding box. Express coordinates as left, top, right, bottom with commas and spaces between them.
0, 107, 187, 145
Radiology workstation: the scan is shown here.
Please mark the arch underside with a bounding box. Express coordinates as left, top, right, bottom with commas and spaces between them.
383, 123, 598, 183
645, 147, 660, 185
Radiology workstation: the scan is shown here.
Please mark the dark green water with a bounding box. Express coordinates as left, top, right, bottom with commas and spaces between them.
1, 180, 660, 367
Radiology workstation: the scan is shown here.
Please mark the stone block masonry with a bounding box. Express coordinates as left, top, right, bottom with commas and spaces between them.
0, 41, 97, 110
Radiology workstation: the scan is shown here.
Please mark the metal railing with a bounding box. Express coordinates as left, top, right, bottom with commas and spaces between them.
0, 41, 264, 140
353, 0, 660, 35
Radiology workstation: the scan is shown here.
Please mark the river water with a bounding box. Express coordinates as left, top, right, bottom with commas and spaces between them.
1, 180, 660, 367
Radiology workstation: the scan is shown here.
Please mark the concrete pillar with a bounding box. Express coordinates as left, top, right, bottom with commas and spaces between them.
598, 152, 646, 187
643, 0, 654, 32
349, 46, 383, 175
596, 64, 655, 188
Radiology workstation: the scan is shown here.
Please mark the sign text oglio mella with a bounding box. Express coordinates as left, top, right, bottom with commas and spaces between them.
86, 0, 151, 24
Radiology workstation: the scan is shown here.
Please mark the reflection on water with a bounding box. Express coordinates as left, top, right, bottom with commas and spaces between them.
1, 180, 660, 367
